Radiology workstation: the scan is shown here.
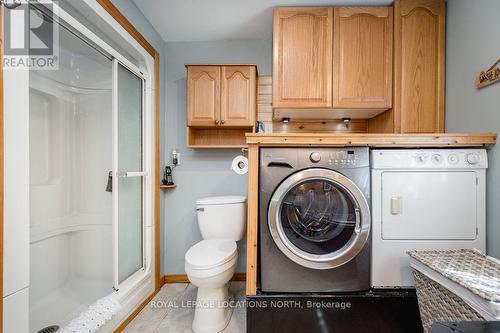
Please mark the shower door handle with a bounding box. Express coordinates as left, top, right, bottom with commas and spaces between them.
117, 171, 148, 177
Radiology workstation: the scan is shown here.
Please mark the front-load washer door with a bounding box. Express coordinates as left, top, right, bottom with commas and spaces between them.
268, 168, 370, 270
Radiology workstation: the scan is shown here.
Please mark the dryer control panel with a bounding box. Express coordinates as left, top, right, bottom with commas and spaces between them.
371, 149, 488, 169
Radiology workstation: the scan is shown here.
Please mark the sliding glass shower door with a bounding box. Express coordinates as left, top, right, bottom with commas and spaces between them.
113, 61, 146, 287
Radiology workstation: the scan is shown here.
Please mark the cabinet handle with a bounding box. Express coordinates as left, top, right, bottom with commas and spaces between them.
215, 120, 219, 125
221, 120, 225, 124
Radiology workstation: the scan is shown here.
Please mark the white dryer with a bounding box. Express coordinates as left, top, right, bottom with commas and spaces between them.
371, 149, 487, 288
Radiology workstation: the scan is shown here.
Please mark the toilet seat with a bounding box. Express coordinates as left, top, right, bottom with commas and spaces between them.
185, 239, 237, 278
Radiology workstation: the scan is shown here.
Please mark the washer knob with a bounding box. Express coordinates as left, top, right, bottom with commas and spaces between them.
466, 153, 480, 165
310, 152, 321, 163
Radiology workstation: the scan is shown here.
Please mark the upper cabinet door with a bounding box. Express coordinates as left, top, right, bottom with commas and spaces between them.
187, 66, 221, 126
221, 66, 256, 127
333, 7, 393, 109
273, 8, 333, 108
394, 0, 445, 133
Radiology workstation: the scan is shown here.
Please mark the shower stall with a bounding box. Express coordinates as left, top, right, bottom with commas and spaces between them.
26, 3, 154, 332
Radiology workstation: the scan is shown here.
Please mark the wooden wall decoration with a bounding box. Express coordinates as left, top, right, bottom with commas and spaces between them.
476, 58, 500, 89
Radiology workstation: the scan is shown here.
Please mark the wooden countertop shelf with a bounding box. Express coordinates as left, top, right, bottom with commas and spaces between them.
244, 132, 497, 296
159, 184, 176, 190
246, 132, 497, 147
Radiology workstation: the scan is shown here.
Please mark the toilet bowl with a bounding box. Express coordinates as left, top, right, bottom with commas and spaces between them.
186, 239, 238, 333
185, 196, 247, 333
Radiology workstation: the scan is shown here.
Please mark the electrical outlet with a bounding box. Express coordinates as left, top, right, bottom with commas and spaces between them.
172, 148, 180, 166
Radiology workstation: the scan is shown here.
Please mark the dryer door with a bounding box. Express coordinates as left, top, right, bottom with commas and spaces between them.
268, 168, 370, 270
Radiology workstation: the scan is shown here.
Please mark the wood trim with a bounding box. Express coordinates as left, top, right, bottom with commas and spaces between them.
164, 274, 190, 284
437, 0, 446, 133
245, 133, 497, 147
96, 0, 156, 57
164, 273, 247, 284
246, 144, 259, 295
232, 272, 247, 282
113, 288, 161, 333
393, 0, 402, 133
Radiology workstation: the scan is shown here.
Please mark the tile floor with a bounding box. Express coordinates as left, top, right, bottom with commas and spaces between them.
122, 282, 246, 333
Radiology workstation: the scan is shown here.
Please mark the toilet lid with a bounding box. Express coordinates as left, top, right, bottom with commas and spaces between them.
185, 239, 237, 269
196, 196, 247, 205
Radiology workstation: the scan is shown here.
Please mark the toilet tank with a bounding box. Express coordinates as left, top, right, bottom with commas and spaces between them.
196, 196, 247, 241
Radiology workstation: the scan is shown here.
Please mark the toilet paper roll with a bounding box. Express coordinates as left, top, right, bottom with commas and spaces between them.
231, 155, 249, 175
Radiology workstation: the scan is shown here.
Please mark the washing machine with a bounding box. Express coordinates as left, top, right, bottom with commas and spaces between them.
259, 148, 371, 293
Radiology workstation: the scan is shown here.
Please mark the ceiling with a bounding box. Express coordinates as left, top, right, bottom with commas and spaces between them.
132, 0, 394, 42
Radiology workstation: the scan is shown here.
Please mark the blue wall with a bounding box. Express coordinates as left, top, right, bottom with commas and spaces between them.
445, 0, 500, 258
163, 39, 272, 274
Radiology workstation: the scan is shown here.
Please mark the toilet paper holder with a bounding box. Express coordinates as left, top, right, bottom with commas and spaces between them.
231, 154, 249, 175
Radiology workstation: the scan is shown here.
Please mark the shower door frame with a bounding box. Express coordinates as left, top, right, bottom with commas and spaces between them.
112, 58, 148, 291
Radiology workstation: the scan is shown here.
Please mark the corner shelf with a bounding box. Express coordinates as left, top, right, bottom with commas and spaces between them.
159, 184, 177, 190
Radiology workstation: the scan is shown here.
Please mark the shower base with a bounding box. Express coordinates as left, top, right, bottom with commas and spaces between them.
30, 278, 110, 333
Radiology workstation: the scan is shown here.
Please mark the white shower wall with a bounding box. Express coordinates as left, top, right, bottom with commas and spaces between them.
29, 74, 114, 331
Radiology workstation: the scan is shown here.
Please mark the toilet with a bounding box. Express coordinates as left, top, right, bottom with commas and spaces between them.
185, 196, 247, 333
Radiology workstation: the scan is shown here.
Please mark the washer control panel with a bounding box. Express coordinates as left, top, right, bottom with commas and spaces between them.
304, 148, 369, 168
372, 149, 488, 169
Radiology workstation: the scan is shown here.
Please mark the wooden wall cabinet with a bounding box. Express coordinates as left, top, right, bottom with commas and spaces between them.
186, 64, 257, 148
273, 6, 393, 113
394, 0, 445, 133
221, 66, 257, 127
187, 66, 220, 127
333, 7, 393, 109
273, 7, 333, 108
